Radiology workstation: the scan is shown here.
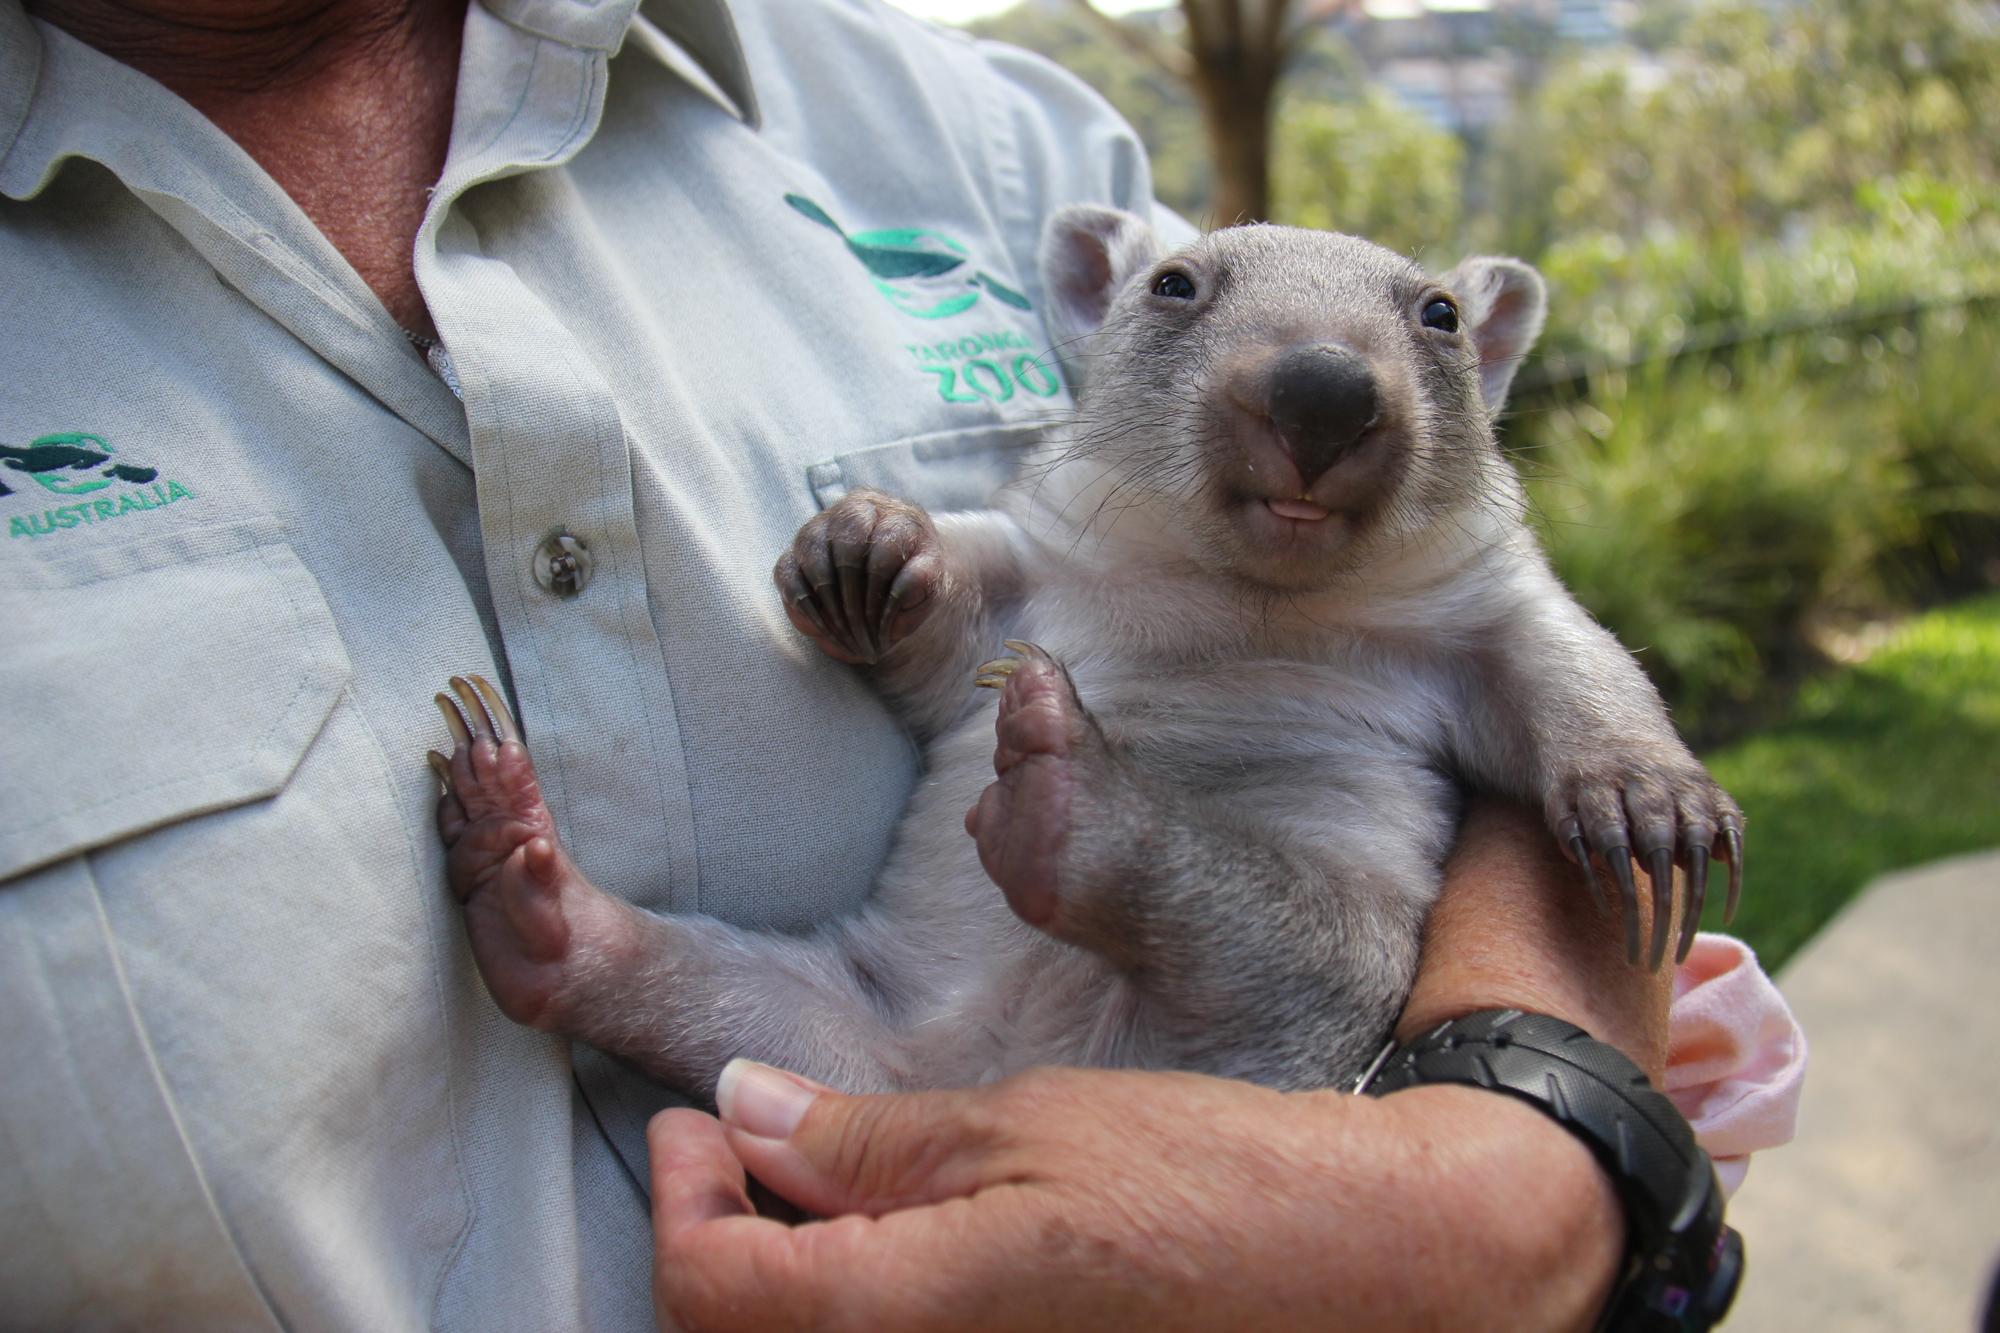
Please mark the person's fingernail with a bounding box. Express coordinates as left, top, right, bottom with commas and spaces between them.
716, 1059, 817, 1139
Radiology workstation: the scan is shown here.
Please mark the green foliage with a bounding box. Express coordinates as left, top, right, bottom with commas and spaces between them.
1271, 90, 1464, 261
1518, 353, 1904, 733
1483, 0, 2000, 256
1701, 594, 2000, 968
1882, 306, 2000, 590
1514, 305, 2000, 737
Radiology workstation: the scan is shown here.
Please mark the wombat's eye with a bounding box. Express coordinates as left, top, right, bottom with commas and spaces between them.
1152, 270, 1198, 300
1420, 298, 1460, 333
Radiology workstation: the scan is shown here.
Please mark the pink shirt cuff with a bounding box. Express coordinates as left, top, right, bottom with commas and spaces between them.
1664, 932, 1808, 1196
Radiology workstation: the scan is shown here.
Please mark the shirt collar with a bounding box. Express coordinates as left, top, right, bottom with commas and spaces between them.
478, 0, 759, 125
0, 0, 758, 197
631, 0, 759, 127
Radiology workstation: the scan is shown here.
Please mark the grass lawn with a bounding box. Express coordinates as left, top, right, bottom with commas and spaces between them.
1699, 592, 2000, 970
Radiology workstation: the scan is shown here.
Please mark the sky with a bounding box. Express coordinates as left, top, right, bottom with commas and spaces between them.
887, 0, 1163, 23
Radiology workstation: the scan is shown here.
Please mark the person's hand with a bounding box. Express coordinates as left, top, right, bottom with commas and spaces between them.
651, 1063, 1623, 1332
650, 799, 1673, 1331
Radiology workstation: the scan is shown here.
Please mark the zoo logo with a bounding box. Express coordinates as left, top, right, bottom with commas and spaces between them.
3, 432, 196, 540
784, 192, 1066, 406
785, 192, 1034, 321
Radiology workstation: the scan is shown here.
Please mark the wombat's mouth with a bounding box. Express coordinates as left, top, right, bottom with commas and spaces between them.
1264, 498, 1331, 522
1234, 492, 1356, 556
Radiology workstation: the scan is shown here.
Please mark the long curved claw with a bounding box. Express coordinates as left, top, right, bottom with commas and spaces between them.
1645, 847, 1674, 971
426, 749, 453, 794
1607, 847, 1642, 966
435, 692, 473, 747
468, 675, 519, 742
450, 676, 497, 741
789, 589, 834, 641
1678, 847, 1709, 965
974, 655, 1021, 690
1722, 827, 1744, 924
1569, 834, 1607, 914
835, 563, 870, 656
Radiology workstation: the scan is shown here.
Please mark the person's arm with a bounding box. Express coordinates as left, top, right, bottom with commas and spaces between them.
1402, 797, 1674, 1069
648, 798, 1669, 1332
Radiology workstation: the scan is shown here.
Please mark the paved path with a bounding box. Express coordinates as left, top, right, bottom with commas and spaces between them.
1724, 850, 2000, 1330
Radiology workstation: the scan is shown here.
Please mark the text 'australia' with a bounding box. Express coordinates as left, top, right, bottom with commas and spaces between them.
10, 480, 196, 539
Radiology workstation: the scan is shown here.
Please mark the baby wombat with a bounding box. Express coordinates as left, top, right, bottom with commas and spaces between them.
430, 207, 1742, 1095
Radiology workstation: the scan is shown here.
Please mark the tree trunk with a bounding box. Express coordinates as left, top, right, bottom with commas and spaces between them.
1181, 0, 1289, 225
1191, 56, 1278, 224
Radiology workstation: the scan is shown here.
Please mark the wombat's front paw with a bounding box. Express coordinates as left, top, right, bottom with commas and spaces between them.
774, 489, 944, 665
1548, 755, 1744, 971
429, 676, 637, 1031
965, 643, 1131, 939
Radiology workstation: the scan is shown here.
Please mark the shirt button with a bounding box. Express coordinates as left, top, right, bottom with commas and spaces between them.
533, 532, 593, 597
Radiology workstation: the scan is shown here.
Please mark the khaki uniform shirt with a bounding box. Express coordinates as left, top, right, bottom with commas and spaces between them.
0, 0, 1178, 1325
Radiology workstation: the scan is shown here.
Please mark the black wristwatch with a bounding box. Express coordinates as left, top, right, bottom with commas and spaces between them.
1353, 1009, 1743, 1332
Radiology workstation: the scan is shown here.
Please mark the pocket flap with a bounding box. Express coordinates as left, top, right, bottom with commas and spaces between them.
807, 422, 1046, 513
0, 521, 352, 881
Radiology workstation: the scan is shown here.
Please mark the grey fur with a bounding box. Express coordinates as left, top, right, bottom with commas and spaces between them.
504, 209, 1741, 1096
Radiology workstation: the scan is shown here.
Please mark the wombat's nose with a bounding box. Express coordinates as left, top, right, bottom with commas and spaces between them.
1266, 344, 1379, 484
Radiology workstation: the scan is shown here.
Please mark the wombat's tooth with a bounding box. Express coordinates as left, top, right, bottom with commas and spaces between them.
975, 657, 1021, 677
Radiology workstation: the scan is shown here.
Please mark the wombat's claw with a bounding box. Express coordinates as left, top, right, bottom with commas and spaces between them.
1680, 847, 1710, 965
1562, 826, 1608, 915
1605, 847, 1643, 966
789, 589, 835, 643
436, 690, 473, 748
1721, 826, 1744, 925
974, 642, 1055, 689
774, 490, 942, 667
1555, 766, 1744, 972
1644, 847, 1676, 970
974, 657, 1021, 689
434, 674, 516, 755
458, 674, 517, 742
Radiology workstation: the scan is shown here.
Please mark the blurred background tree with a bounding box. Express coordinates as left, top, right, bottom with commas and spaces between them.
949, 0, 2000, 962
1052, 1, 1366, 223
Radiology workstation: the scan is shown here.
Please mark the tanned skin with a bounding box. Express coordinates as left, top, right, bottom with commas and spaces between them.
27, 0, 467, 332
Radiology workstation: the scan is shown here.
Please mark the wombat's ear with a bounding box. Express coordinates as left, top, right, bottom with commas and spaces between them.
1038, 205, 1163, 381
1439, 257, 1546, 413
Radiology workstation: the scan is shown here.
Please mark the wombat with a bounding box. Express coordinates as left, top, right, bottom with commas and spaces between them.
429, 206, 1742, 1096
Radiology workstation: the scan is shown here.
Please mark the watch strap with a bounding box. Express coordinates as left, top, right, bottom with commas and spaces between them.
1355, 1009, 1743, 1331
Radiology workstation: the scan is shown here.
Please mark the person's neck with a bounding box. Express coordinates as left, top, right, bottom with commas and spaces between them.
28, 0, 469, 333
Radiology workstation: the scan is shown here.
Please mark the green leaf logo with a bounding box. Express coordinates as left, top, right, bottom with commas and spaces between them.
785, 192, 1033, 321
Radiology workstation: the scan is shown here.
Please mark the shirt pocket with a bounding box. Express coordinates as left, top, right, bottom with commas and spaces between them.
805, 420, 1046, 513
0, 519, 348, 882
0, 519, 470, 1330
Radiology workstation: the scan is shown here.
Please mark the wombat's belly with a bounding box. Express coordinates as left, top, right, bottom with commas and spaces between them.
849, 648, 1458, 1089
